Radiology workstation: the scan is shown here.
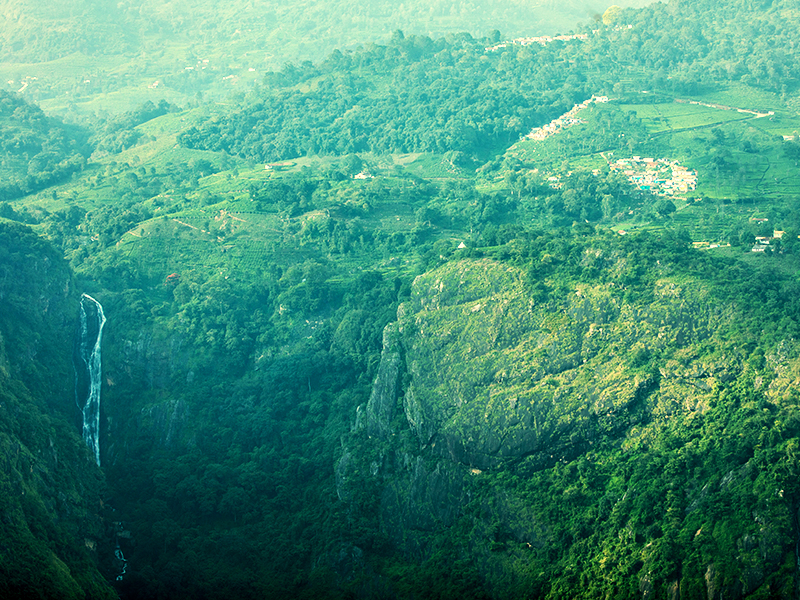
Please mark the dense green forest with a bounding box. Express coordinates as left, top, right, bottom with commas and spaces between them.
179, 33, 585, 161
0, 91, 90, 199
5, 0, 800, 598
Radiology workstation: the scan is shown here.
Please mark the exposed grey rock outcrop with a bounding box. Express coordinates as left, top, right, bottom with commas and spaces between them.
363, 322, 403, 440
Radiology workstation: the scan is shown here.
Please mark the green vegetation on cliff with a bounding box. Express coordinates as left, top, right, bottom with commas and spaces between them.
4, 0, 800, 598
340, 231, 800, 598
0, 222, 114, 600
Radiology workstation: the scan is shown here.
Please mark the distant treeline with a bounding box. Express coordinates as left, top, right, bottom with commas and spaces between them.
180, 0, 800, 164
179, 32, 591, 161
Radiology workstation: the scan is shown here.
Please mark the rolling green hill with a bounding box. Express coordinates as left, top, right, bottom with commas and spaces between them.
3, 0, 800, 599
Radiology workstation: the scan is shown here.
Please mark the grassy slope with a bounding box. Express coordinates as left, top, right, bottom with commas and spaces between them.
498, 83, 800, 244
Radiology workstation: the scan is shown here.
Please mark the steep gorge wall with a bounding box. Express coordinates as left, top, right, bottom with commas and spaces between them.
339, 258, 799, 598
0, 222, 116, 600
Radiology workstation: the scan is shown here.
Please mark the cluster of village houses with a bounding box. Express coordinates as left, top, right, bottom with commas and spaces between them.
544, 155, 697, 196
748, 219, 786, 253
519, 98, 700, 199
609, 156, 698, 196
523, 95, 609, 142
8, 76, 37, 93
485, 33, 589, 52
510, 90, 795, 252
485, 24, 637, 52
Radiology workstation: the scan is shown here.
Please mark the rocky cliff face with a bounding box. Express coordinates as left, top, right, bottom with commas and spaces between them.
339, 257, 799, 598
100, 323, 198, 467
347, 259, 734, 469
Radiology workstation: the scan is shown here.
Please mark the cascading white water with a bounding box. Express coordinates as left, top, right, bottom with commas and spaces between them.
115, 547, 128, 580
78, 294, 106, 466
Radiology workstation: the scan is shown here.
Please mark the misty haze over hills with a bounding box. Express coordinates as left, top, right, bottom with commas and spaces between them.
0, 0, 654, 62
0, 0, 653, 114
6, 1, 800, 599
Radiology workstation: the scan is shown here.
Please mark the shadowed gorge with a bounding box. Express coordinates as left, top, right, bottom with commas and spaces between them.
0, 222, 114, 600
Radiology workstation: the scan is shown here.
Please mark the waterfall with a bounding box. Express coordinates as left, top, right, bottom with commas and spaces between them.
77, 294, 106, 466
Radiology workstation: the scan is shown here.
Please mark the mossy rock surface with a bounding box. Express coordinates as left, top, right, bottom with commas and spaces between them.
339, 254, 800, 597
394, 259, 733, 468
